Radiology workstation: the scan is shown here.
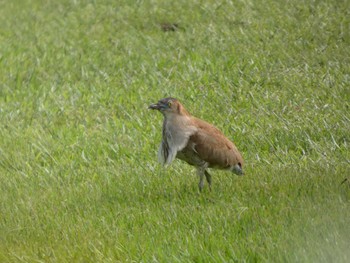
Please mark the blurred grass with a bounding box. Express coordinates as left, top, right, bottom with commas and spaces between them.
0, 0, 349, 262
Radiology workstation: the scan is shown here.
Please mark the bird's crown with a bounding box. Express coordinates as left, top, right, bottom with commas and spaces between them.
149, 97, 189, 116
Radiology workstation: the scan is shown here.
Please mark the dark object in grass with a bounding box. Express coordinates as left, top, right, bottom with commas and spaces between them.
340, 178, 349, 186
160, 23, 179, 32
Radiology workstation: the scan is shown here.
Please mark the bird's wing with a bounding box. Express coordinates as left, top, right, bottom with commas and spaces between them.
158, 138, 170, 165
189, 118, 243, 169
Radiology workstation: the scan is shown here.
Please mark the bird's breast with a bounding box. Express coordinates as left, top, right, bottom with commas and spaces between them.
164, 117, 197, 150
160, 116, 197, 165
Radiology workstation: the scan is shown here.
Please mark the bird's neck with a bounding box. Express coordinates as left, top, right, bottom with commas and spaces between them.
164, 104, 191, 118
177, 104, 191, 116
162, 104, 193, 134
163, 111, 191, 123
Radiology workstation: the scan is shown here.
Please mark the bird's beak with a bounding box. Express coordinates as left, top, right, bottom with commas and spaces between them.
148, 103, 161, 110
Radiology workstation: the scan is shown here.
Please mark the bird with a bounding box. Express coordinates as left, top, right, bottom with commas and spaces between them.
149, 97, 244, 191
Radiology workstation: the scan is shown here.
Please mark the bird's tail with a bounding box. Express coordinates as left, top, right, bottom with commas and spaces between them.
231, 164, 244, 175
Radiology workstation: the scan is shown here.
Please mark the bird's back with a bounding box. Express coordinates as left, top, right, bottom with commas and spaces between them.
178, 117, 243, 171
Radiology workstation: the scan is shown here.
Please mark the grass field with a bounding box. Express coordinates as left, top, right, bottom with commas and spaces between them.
0, 0, 349, 262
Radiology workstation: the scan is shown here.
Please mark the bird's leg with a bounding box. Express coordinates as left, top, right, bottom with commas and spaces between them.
204, 170, 212, 191
197, 167, 205, 192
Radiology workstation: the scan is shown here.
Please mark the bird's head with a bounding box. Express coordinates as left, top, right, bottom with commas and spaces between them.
148, 97, 189, 116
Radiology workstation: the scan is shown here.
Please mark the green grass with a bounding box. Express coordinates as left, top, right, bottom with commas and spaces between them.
0, 0, 349, 262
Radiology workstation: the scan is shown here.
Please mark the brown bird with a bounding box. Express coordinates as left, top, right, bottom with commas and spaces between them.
149, 97, 244, 191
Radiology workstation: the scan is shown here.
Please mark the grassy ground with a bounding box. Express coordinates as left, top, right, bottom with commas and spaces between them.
0, 0, 349, 262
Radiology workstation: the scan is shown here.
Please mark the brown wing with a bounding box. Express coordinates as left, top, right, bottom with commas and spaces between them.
189, 117, 243, 169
